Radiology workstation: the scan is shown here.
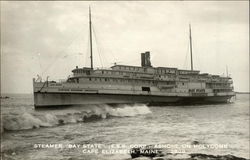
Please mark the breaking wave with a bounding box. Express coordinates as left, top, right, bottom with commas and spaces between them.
2, 104, 151, 132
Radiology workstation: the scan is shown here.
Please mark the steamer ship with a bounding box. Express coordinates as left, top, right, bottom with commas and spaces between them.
33, 8, 235, 108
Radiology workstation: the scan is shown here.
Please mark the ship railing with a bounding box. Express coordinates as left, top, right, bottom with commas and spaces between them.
211, 86, 234, 89
209, 79, 233, 83
94, 67, 111, 70
36, 79, 67, 83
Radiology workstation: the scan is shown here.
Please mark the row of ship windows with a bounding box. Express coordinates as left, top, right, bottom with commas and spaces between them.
71, 77, 175, 85
158, 70, 176, 74
95, 70, 176, 78
189, 89, 205, 93
98, 70, 154, 76
116, 66, 177, 74
206, 84, 231, 87
116, 66, 141, 71
213, 89, 232, 92
76, 69, 176, 75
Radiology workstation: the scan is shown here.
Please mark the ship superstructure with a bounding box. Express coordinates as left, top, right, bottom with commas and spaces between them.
33, 8, 235, 108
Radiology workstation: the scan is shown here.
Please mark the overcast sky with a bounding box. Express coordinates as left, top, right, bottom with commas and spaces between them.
1, 1, 249, 93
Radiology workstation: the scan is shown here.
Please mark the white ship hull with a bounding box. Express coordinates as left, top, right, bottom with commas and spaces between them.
34, 92, 234, 108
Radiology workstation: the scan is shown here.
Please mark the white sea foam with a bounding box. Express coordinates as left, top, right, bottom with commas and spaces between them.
3, 112, 44, 130
105, 104, 152, 117
2, 104, 151, 131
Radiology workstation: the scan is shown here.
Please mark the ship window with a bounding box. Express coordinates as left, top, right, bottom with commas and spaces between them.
76, 78, 79, 83
142, 87, 150, 92
105, 78, 107, 81
102, 71, 104, 74
182, 83, 185, 85
89, 78, 92, 81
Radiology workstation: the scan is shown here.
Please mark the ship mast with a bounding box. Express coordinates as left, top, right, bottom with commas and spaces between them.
189, 24, 193, 71
89, 6, 93, 69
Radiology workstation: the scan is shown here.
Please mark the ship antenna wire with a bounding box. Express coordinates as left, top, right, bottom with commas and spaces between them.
41, 28, 84, 77
92, 22, 109, 67
37, 53, 42, 75
92, 24, 104, 68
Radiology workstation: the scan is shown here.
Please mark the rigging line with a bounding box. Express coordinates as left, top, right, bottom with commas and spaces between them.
41, 23, 88, 76
37, 53, 42, 75
94, 24, 108, 67
111, 51, 118, 63
124, 57, 140, 65
108, 48, 118, 64
92, 25, 103, 67
92, 24, 104, 67
92, 22, 109, 66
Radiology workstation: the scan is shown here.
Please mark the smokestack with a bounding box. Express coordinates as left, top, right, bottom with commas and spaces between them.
141, 51, 152, 67
141, 53, 145, 67
145, 51, 151, 67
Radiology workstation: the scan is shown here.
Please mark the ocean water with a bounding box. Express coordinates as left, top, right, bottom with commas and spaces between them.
1, 93, 249, 160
